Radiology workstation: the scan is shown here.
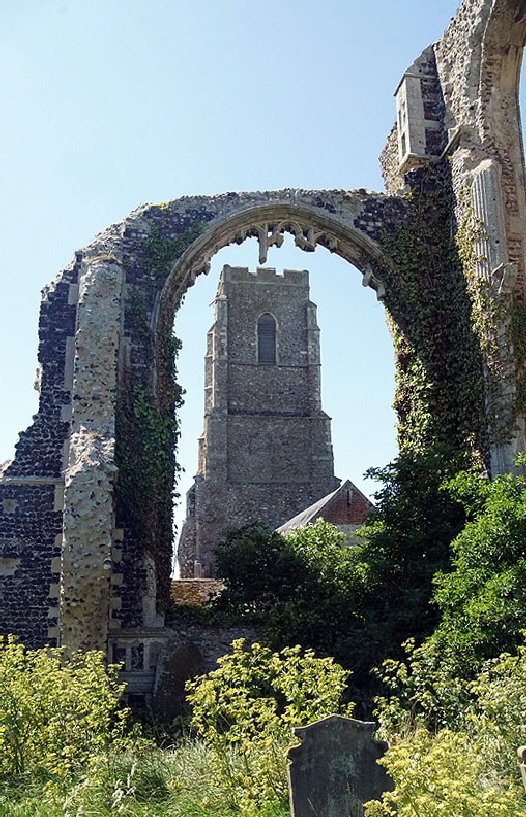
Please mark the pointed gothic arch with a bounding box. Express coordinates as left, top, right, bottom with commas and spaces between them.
0, 1, 524, 706
257, 312, 277, 364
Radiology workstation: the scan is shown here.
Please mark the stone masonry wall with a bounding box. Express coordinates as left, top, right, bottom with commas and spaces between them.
178, 264, 339, 577
0, 256, 79, 647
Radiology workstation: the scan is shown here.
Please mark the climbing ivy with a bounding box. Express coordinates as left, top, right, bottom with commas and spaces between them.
115, 382, 180, 611
146, 218, 203, 282
375, 162, 486, 461
115, 215, 204, 612
511, 300, 526, 417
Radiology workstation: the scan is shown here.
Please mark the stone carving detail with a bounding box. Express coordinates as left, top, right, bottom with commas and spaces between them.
234, 220, 340, 264
469, 157, 523, 475
471, 159, 508, 284
182, 219, 385, 300
491, 262, 518, 297
362, 265, 386, 300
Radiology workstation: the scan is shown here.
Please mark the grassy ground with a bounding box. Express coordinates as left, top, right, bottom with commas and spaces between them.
0, 741, 290, 817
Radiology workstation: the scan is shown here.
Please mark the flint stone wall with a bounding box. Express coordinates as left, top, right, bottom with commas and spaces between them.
0, 1, 524, 706
178, 264, 340, 577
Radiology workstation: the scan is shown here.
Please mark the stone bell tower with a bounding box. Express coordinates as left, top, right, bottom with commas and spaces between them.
178, 264, 339, 577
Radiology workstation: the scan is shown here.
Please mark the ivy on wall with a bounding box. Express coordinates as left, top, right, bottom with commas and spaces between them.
511, 300, 526, 418
115, 381, 180, 612
115, 216, 204, 615
375, 162, 486, 462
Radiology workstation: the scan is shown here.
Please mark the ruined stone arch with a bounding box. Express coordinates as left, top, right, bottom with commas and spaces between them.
2, 0, 524, 697
0, 183, 489, 661
480, 0, 526, 128
50, 189, 407, 656
154, 198, 397, 374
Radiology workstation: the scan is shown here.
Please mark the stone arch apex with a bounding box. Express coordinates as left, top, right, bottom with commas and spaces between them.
153, 191, 400, 325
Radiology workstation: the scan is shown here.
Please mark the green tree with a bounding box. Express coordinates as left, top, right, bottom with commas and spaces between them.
430, 466, 526, 669
214, 520, 360, 680
352, 446, 467, 677
214, 521, 302, 615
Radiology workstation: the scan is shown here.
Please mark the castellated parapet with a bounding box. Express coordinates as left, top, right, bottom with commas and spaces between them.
178, 265, 340, 577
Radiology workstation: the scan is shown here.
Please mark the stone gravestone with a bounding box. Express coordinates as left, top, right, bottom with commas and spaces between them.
517, 727, 526, 793
287, 715, 393, 817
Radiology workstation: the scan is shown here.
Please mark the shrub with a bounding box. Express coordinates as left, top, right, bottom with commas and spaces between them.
186, 639, 352, 813
365, 728, 526, 817
0, 636, 131, 786
369, 640, 526, 817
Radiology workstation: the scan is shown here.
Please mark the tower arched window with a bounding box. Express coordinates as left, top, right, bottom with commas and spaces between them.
257, 313, 277, 363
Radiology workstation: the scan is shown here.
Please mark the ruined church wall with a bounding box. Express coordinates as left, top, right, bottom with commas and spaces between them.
433, 0, 526, 468
0, 259, 79, 647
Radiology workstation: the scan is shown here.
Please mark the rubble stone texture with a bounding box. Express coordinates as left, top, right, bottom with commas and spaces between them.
0, 0, 525, 699
177, 264, 339, 578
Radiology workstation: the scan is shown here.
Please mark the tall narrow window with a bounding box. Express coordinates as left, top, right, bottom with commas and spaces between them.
258, 313, 276, 363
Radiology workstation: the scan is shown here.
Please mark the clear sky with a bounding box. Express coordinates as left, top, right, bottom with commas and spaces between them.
2, 0, 516, 543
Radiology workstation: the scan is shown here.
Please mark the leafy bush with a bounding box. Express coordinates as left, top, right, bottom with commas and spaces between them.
373, 637, 473, 731
254, 521, 360, 664
214, 521, 362, 686
368, 640, 526, 817
0, 636, 132, 786
365, 728, 526, 817
430, 467, 526, 667
186, 638, 352, 813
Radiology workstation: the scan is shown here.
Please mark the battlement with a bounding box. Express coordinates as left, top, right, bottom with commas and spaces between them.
222, 264, 308, 286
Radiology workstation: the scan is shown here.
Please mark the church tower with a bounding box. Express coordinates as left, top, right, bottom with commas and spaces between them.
178, 264, 339, 577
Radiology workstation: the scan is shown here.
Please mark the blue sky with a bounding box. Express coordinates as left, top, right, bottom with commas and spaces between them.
1, 0, 502, 537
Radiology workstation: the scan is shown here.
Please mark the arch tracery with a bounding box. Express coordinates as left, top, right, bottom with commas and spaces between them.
156, 197, 396, 340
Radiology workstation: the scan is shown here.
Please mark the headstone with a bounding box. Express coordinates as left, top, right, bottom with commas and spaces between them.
517, 726, 526, 793
287, 714, 393, 817
518, 745, 526, 793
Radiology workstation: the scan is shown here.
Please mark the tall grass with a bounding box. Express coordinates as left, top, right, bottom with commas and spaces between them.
0, 740, 290, 817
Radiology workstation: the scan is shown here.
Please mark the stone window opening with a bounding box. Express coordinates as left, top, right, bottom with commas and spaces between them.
257, 312, 277, 364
